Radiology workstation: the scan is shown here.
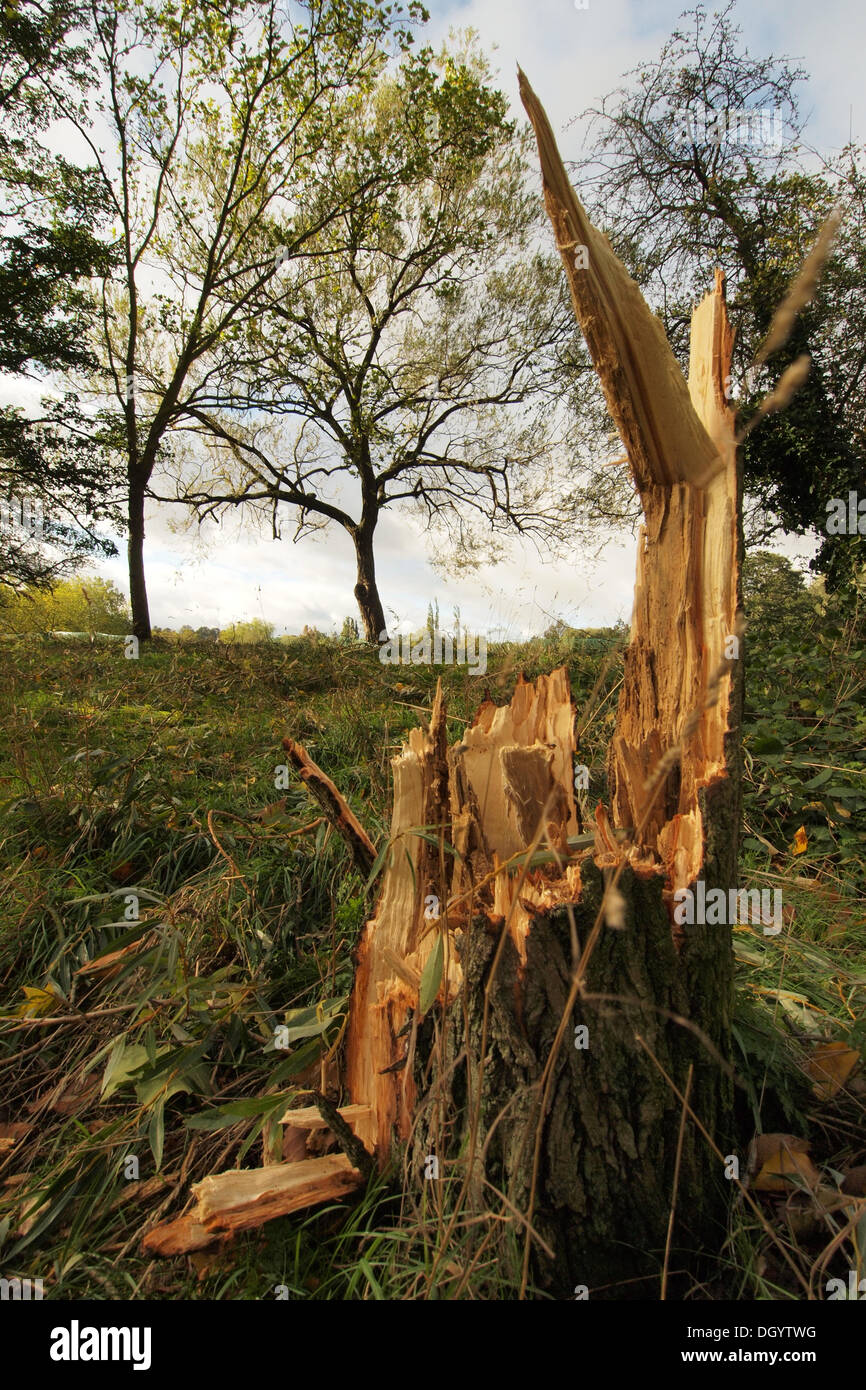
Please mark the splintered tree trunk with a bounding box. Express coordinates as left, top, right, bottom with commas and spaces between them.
341, 77, 744, 1298
142, 77, 744, 1293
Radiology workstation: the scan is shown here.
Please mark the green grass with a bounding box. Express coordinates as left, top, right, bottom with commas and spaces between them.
0, 624, 863, 1300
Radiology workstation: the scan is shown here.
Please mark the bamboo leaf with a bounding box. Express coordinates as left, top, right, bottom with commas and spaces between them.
418, 932, 444, 1017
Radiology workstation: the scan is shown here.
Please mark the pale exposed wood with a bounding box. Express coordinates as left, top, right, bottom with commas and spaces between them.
192, 1153, 362, 1232
344, 671, 580, 1156
609, 271, 739, 890
518, 71, 740, 895
517, 67, 723, 494
344, 682, 457, 1154
280, 1103, 372, 1130
141, 1154, 363, 1253
141, 1216, 228, 1257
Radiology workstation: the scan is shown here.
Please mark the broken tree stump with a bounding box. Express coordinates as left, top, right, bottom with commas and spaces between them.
339, 77, 744, 1297
144, 79, 748, 1282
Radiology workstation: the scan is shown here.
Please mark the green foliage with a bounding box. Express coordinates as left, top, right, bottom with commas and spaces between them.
0, 1, 120, 590
0, 619, 863, 1299
741, 571, 866, 886
742, 550, 817, 644
0, 575, 130, 633
572, 1, 866, 580
218, 619, 275, 645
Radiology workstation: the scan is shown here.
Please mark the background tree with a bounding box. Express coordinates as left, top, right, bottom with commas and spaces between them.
0, 573, 129, 631
171, 39, 591, 640
218, 618, 274, 644
742, 550, 818, 644
57, 0, 421, 641
568, 0, 865, 585
0, 0, 121, 591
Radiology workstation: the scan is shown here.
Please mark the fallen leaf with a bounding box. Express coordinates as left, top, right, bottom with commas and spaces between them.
806, 1041, 860, 1100
75, 937, 151, 979
791, 826, 808, 855
754, 1146, 820, 1193
189, 1249, 228, 1280
750, 1133, 819, 1193
0, 1122, 33, 1148
11, 985, 60, 1017
841, 1166, 866, 1197
751, 1132, 811, 1171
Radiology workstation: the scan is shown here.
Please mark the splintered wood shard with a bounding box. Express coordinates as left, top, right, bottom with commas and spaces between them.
344, 670, 579, 1158
517, 67, 723, 494
519, 70, 741, 895
142, 1154, 363, 1254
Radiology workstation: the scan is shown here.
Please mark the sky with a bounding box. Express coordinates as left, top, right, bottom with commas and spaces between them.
63, 0, 866, 637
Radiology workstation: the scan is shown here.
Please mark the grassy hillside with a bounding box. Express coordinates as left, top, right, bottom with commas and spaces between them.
0, 617, 864, 1299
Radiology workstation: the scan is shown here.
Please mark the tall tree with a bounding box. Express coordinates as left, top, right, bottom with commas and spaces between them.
169, 39, 590, 640
567, 1, 865, 585
0, 0, 120, 591
56, 0, 422, 639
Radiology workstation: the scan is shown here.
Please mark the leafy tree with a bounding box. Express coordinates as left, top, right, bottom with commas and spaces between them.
742, 550, 818, 644
0, 574, 129, 632
0, 0, 120, 591
218, 618, 274, 644
568, 1, 865, 585
173, 38, 588, 639
57, 0, 422, 640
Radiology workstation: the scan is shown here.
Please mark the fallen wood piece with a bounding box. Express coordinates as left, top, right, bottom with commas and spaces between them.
142, 1154, 363, 1254
141, 1216, 228, 1257
193, 1153, 363, 1233
282, 737, 376, 875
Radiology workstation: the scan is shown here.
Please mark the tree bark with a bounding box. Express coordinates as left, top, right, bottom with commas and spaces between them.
352, 521, 388, 643
128, 481, 151, 643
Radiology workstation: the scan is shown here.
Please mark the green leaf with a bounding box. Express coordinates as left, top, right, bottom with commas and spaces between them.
803, 768, 833, 790
185, 1091, 292, 1132
101, 1040, 166, 1100
418, 931, 444, 1016
362, 829, 393, 892
148, 1102, 165, 1171
751, 735, 785, 754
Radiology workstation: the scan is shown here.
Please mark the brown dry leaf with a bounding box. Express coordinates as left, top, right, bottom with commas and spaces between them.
840, 1166, 866, 1197
52, 1077, 100, 1115
0, 1121, 34, 1152
751, 1132, 811, 1170
753, 1146, 821, 1193
750, 1133, 817, 1193
189, 1249, 227, 1281
806, 1041, 860, 1099
15, 1193, 44, 1237
75, 937, 151, 980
